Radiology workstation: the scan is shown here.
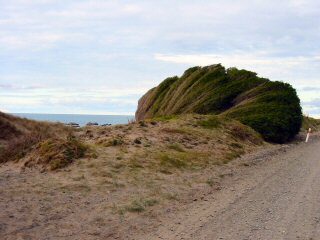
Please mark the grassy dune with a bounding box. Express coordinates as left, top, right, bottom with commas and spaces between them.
0, 112, 89, 170
0, 112, 267, 219
0, 112, 263, 171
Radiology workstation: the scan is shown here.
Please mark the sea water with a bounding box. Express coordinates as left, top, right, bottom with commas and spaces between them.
13, 113, 135, 127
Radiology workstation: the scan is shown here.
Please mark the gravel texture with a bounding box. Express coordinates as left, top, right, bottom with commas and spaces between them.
139, 136, 320, 240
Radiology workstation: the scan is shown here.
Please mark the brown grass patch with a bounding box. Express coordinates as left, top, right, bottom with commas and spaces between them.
24, 136, 88, 170
0, 112, 73, 164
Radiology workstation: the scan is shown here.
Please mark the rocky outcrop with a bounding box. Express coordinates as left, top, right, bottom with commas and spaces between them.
136, 64, 302, 143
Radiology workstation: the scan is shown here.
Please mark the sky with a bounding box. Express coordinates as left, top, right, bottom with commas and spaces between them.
0, 0, 319, 116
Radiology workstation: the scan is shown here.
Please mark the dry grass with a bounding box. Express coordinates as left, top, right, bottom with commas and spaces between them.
302, 116, 320, 131
0, 112, 89, 170
0, 113, 266, 223
167, 143, 185, 152
0, 133, 42, 162
0, 117, 21, 140
23, 136, 88, 170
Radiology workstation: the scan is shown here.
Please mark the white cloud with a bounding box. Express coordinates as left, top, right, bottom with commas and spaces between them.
154, 53, 320, 83
0, 0, 319, 115
0, 96, 43, 106
0, 86, 146, 114
0, 108, 9, 113
0, 84, 44, 90
0, 33, 66, 50
155, 53, 319, 68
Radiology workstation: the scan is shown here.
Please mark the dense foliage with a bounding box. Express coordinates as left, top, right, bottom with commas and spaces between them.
136, 64, 302, 143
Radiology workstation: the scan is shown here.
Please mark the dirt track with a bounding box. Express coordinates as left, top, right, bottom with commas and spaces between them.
140, 137, 320, 240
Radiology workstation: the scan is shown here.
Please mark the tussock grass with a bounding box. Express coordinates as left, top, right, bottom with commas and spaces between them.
1, 134, 42, 162
159, 154, 188, 168
24, 135, 89, 170
155, 149, 213, 171
0, 116, 21, 140
198, 115, 222, 129
0, 112, 72, 163
116, 198, 159, 214
0, 111, 90, 170
102, 138, 124, 147
167, 143, 185, 152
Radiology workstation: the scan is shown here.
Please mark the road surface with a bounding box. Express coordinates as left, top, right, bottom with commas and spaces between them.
141, 138, 320, 240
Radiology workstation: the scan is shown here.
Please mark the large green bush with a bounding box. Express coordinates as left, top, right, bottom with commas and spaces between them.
136, 64, 302, 143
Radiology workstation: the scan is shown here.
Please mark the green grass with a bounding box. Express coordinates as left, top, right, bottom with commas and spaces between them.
155, 150, 212, 171
198, 115, 222, 129
103, 138, 124, 147
153, 115, 178, 121
122, 198, 159, 213
159, 154, 187, 168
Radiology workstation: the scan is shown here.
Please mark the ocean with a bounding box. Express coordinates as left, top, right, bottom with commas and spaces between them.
12, 113, 135, 127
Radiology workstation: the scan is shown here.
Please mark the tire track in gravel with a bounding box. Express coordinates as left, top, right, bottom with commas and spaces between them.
140, 138, 320, 240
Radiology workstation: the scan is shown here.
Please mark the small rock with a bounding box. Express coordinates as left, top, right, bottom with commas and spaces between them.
86, 122, 99, 126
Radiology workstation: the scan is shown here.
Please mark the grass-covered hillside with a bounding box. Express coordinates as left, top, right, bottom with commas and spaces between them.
136, 64, 302, 143
0, 114, 266, 238
302, 116, 320, 131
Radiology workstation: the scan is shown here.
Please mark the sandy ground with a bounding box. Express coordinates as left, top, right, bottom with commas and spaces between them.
0, 134, 319, 240
139, 135, 320, 240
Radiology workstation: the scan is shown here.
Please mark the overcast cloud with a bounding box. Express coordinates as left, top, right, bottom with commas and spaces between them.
0, 0, 319, 116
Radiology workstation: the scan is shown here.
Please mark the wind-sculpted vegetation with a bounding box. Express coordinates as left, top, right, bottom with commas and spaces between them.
136, 64, 302, 143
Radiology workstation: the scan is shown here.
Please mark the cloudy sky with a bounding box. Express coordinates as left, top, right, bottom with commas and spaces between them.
0, 0, 319, 116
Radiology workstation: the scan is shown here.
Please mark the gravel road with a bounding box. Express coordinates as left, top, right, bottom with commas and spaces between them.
142, 137, 320, 240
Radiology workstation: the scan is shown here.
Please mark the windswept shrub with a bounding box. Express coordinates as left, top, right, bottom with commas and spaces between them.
136, 64, 302, 143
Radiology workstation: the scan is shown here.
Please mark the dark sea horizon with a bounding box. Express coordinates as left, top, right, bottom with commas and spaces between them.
12, 113, 135, 126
